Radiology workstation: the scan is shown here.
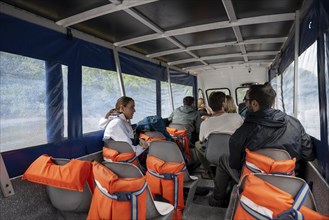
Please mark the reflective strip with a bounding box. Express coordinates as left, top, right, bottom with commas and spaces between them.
271, 170, 295, 176
238, 191, 271, 220
95, 179, 147, 220
148, 166, 186, 209
292, 182, 309, 211
245, 161, 264, 174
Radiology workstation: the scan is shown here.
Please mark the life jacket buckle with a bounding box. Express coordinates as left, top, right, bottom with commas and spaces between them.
163, 173, 176, 180
114, 192, 131, 201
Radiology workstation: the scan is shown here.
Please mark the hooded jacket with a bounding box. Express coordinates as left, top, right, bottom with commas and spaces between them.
168, 105, 201, 133
229, 108, 315, 170
99, 113, 144, 155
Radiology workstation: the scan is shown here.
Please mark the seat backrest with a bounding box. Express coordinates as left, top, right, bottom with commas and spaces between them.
46, 158, 92, 212
103, 162, 173, 219
144, 131, 166, 139
149, 140, 185, 163
255, 148, 291, 160
205, 133, 231, 166
168, 123, 187, 131
103, 140, 134, 153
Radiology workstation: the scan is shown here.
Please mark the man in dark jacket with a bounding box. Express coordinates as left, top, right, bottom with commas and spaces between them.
209, 83, 315, 207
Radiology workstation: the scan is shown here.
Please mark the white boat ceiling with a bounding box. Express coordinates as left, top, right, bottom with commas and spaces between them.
1, 0, 307, 75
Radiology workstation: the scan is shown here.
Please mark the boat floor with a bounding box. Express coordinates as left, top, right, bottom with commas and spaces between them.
184, 167, 227, 220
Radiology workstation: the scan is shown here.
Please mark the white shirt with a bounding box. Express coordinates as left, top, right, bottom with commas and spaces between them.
199, 113, 244, 143
99, 113, 144, 155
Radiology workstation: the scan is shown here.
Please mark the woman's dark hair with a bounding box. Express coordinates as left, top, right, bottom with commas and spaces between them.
208, 92, 226, 112
248, 83, 276, 109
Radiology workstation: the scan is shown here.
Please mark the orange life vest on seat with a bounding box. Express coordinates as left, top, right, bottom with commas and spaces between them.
102, 147, 138, 166
241, 149, 296, 179
166, 127, 190, 161
87, 161, 147, 220
140, 133, 166, 142
145, 155, 185, 220
22, 154, 94, 192
234, 174, 329, 220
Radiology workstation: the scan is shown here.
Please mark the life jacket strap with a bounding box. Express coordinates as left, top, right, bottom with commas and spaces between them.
148, 166, 186, 209
95, 179, 147, 220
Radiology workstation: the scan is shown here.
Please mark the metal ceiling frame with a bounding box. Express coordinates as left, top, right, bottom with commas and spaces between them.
56, 0, 159, 27
3, 0, 298, 74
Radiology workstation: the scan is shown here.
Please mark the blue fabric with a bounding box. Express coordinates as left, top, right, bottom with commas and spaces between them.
46, 61, 64, 142
170, 69, 195, 86
119, 52, 166, 81
135, 116, 172, 141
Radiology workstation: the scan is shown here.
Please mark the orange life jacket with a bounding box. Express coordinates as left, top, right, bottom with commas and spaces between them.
140, 133, 166, 142
22, 154, 94, 193
102, 147, 138, 166
145, 155, 185, 220
166, 127, 190, 161
87, 161, 147, 220
234, 174, 329, 220
241, 149, 296, 179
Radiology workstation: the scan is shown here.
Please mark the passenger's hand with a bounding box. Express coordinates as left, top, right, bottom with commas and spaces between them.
201, 115, 210, 121
139, 138, 148, 149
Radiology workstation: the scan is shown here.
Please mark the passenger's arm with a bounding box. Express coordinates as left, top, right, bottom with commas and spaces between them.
300, 125, 316, 161
199, 122, 205, 143
168, 112, 174, 122
195, 113, 202, 134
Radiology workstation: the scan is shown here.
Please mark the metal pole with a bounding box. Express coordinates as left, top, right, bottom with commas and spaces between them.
167, 66, 174, 111
293, 10, 300, 118
113, 47, 126, 96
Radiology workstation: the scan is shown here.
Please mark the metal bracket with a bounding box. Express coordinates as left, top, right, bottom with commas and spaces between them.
0, 153, 15, 197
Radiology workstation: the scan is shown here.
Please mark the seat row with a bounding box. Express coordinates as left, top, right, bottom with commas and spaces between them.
22, 139, 199, 220
204, 133, 328, 219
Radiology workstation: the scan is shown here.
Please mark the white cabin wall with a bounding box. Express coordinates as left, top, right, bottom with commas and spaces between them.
197, 66, 268, 104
